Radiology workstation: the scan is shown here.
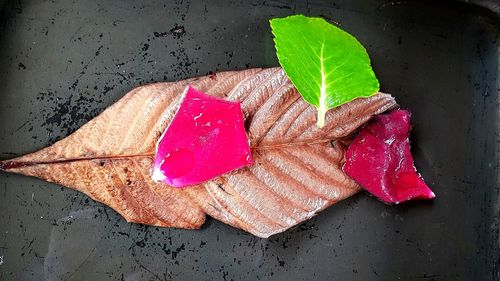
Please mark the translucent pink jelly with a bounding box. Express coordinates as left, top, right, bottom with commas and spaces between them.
344, 109, 435, 204
152, 86, 253, 188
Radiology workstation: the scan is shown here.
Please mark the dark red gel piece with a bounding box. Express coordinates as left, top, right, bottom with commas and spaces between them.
152, 86, 253, 188
344, 109, 435, 204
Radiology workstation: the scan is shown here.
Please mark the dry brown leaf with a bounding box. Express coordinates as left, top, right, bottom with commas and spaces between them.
0, 67, 397, 237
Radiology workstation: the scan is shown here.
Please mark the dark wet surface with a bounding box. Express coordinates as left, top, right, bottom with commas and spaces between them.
0, 1, 498, 280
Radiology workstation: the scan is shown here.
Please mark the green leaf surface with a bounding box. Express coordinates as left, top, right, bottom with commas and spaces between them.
270, 15, 380, 127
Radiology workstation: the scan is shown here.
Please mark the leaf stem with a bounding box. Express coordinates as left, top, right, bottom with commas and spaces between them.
317, 106, 326, 128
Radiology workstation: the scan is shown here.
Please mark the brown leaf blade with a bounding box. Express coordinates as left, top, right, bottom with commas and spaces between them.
0, 67, 396, 237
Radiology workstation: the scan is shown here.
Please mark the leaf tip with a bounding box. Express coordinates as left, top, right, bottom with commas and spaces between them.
0, 160, 18, 171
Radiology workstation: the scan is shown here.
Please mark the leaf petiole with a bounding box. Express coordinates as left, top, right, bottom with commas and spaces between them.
317, 105, 326, 128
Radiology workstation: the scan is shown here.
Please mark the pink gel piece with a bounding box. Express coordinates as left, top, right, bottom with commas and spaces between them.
152, 86, 253, 188
344, 109, 435, 204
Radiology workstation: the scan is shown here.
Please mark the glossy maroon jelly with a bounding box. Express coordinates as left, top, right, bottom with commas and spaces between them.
152, 86, 253, 188
344, 109, 435, 204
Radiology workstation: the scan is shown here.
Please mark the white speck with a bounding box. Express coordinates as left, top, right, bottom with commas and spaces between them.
40, 216, 44, 219
381, 210, 389, 218
151, 168, 166, 182
31, 193, 34, 201
384, 137, 396, 145
0, 256, 4, 265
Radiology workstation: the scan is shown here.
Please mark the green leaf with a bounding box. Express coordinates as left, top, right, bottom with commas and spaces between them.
270, 15, 380, 128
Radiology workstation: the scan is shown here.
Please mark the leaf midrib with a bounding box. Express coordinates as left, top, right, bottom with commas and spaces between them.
0, 138, 341, 169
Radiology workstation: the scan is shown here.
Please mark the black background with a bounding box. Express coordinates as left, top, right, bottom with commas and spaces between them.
0, 1, 498, 280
